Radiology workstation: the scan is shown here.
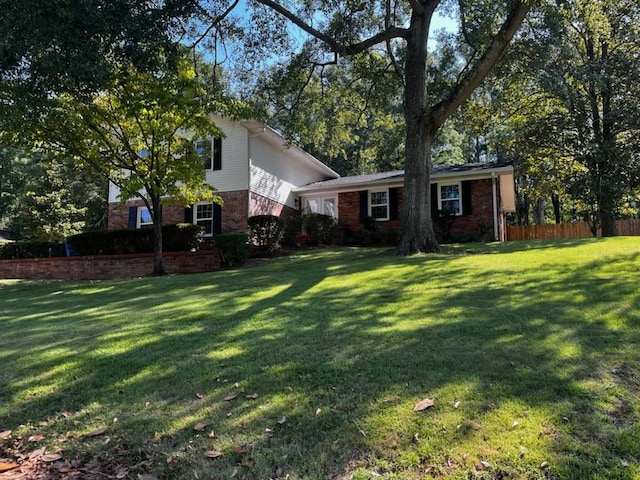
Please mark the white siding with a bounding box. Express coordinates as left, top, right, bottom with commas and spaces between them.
249, 134, 332, 208
206, 117, 249, 192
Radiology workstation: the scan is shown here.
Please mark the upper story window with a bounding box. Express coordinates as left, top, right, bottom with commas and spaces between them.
439, 182, 461, 215
196, 138, 222, 171
369, 190, 389, 220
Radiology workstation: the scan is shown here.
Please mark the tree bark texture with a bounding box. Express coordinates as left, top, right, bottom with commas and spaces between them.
396, 6, 440, 255
151, 195, 166, 276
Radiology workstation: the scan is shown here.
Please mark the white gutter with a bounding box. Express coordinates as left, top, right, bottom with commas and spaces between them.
492, 173, 499, 241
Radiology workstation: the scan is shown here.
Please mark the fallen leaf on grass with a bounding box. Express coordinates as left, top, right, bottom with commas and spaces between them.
0, 430, 12, 439
315, 408, 321, 416
193, 422, 208, 432
454, 400, 461, 409
413, 398, 435, 412
277, 416, 287, 425
245, 393, 259, 399
205, 450, 224, 458
28, 434, 44, 443
0, 462, 19, 473
208, 431, 217, 439
233, 446, 247, 455
138, 475, 161, 480
42, 453, 63, 463
86, 427, 108, 437
195, 392, 204, 399
231, 467, 238, 477
223, 393, 238, 401
480, 461, 491, 468
29, 447, 46, 459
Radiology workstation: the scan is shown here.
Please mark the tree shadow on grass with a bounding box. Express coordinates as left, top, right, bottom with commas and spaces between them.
1, 244, 639, 479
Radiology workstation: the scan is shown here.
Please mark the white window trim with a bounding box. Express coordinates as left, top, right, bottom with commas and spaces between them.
137, 207, 153, 228
303, 195, 339, 219
369, 189, 389, 221
438, 181, 462, 216
194, 201, 215, 237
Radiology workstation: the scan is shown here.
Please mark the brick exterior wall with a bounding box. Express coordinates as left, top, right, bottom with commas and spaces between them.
220, 190, 249, 232
0, 250, 221, 280
338, 190, 402, 232
250, 192, 297, 220
446, 178, 495, 241
108, 190, 251, 234
337, 178, 498, 242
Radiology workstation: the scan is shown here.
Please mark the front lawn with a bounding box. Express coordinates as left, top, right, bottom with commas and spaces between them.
1, 238, 639, 479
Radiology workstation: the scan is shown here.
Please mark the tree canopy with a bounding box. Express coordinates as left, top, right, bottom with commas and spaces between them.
197, 0, 534, 253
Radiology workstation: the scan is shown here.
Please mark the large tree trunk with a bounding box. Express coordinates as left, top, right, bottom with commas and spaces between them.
396, 7, 440, 255
533, 197, 546, 225
151, 195, 166, 276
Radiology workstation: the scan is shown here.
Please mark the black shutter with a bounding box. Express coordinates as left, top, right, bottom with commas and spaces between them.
213, 138, 222, 171
359, 190, 369, 221
462, 180, 472, 215
184, 205, 193, 223
127, 206, 137, 229
213, 204, 222, 234
430, 183, 438, 213
389, 187, 399, 220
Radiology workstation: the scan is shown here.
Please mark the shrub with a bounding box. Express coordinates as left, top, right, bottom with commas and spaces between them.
163, 224, 203, 252
0, 241, 66, 259
214, 233, 249, 267
282, 215, 302, 247
301, 213, 337, 245
360, 216, 378, 234
248, 215, 284, 255
66, 224, 203, 256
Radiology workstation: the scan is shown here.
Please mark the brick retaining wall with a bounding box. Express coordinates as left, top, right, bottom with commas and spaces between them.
0, 250, 221, 280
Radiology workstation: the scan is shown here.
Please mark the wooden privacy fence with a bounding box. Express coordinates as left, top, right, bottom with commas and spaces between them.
507, 219, 640, 241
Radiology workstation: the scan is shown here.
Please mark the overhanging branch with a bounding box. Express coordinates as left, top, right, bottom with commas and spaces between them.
255, 0, 408, 56
428, 1, 534, 132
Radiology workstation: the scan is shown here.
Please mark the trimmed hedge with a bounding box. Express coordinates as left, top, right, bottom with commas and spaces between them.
66, 224, 203, 256
214, 233, 249, 268
248, 215, 284, 254
0, 241, 67, 260
301, 213, 337, 245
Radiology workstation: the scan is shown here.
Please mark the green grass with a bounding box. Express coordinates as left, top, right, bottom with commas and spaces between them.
1, 237, 640, 479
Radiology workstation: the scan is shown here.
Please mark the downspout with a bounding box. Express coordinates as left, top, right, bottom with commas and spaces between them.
492, 173, 499, 241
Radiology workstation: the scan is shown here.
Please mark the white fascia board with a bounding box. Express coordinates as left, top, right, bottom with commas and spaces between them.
294, 165, 514, 195
293, 177, 404, 195
431, 165, 514, 182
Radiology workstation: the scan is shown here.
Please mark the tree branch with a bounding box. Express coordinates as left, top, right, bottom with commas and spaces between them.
255, 0, 408, 55
407, 0, 425, 16
428, 0, 534, 132
189, 0, 241, 49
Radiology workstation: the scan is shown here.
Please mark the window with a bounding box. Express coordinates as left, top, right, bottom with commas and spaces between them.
439, 182, 461, 215
195, 202, 214, 236
196, 138, 222, 171
196, 139, 212, 170
369, 190, 389, 220
323, 198, 337, 218
138, 207, 153, 228
304, 196, 337, 218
